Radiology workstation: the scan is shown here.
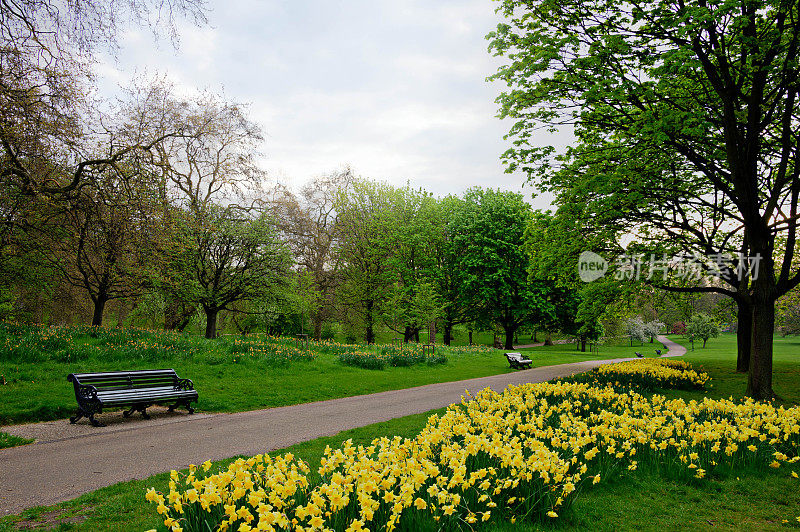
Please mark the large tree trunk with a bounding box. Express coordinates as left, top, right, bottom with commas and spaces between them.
164, 296, 181, 330
544, 331, 553, 346
403, 326, 415, 343
205, 307, 219, 339
737, 299, 752, 373
91, 295, 107, 326
503, 324, 517, 350
580, 336, 587, 352
748, 292, 775, 400
443, 323, 453, 346
312, 313, 323, 341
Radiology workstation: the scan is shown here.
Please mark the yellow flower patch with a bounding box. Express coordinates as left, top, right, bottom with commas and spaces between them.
146, 381, 799, 530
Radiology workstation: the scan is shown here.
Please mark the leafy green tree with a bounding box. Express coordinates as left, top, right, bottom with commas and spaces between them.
32, 168, 160, 326
167, 207, 290, 339
335, 179, 396, 343
687, 313, 721, 348
489, 0, 800, 398
436, 196, 479, 345
776, 288, 800, 337
525, 209, 618, 351
383, 187, 442, 342
450, 188, 542, 349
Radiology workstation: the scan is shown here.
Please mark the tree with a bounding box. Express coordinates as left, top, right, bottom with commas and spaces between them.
437, 195, 480, 345
0, 0, 207, 219
776, 288, 800, 336
524, 209, 619, 351
489, 0, 800, 399
167, 207, 290, 339
382, 281, 444, 343
450, 188, 541, 349
687, 313, 721, 348
625, 317, 648, 346
382, 187, 442, 343
643, 320, 665, 344
127, 82, 268, 330
34, 169, 159, 326
335, 179, 396, 343
269, 169, 353, 339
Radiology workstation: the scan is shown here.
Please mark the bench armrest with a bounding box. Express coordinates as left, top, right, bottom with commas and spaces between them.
75, 384, 99, 402
176, 378, 194, 390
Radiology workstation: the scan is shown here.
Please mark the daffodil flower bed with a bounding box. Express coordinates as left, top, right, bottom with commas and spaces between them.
0, 323, 200, 363
145, 381, 800, 531
569, 358, 711, 391
337, 345, 447, 370
337, 351, 391, 370
230, 339, 317, 365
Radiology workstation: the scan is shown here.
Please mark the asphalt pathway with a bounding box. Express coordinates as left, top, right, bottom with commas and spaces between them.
0, 336, 683, 515
658, 335, 688, 357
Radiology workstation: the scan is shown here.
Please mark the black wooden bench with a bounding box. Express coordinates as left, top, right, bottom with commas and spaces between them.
67, 369, 198, 427
505, 352, 532, 370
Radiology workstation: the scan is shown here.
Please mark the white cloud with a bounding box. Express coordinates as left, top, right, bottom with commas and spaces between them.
177, 24, 219, 72
91, 0, 556, 209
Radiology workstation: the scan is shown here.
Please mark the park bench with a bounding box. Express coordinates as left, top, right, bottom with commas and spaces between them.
635, 352, 644, 358
67, 369, 198, 427
505, 352, 532, 370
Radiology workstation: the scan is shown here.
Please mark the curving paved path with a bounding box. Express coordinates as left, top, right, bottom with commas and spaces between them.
0, 340, 684, 515
657, 335, 687, 357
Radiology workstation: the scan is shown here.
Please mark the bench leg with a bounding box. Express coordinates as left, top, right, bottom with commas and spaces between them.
122, 404, 150, 420
168, 402, 195, 414
69, 409, 84, 424
88, 413, 106, 427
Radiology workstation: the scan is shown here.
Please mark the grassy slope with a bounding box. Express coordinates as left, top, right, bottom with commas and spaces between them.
0, 333, 643, 426
3, 335, 799, 531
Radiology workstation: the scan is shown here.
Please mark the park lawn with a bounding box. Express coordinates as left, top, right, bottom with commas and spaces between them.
0, 327, 625, 426
666, 333, 800, 406
517, 336, 665, 359
2, 348, 799, 532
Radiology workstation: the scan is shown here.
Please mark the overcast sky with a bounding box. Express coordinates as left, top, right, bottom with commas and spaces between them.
97, 0, 556, 209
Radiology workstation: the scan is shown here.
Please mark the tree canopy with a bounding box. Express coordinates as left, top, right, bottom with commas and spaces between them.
489, 0, 800, 398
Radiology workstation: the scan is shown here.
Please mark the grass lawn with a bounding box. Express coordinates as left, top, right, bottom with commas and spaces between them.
0, 325, 637, 426
666, 333, 800, 405
2, 333, 798, 531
